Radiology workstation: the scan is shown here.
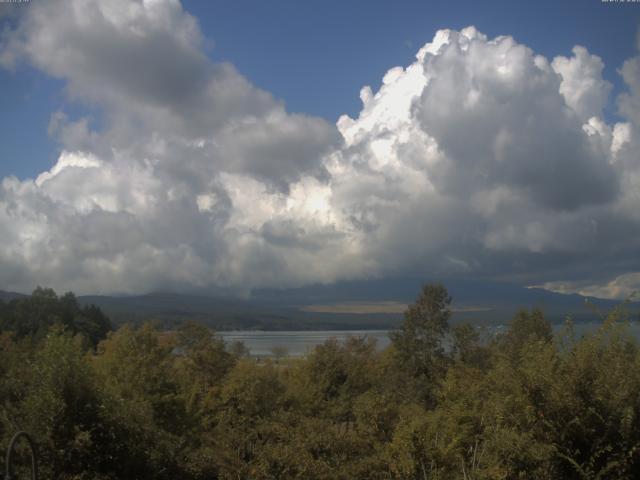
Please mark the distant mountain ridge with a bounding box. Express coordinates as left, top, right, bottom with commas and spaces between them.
1, 278, 637, 330
251, 277, 638, 326
0, 290, 27, 302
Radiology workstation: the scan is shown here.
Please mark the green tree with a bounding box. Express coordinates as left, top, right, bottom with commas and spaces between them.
0, 288, 111, 347
5, 326, 120, 479
175, 321, 235, 417
271, 345, 289, 363
390, 283, 452, 405
229, 340, 250, 358
91, 323, 190, 479
497, 308, 553, 360
451, 323, 490, 369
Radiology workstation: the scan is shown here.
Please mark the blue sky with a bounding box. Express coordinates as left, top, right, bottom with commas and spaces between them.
185, 0, 637, 118
1, 0, 638, 180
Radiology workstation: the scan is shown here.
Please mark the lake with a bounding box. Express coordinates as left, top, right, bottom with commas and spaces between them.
220, 321, 640, 357
219, 330, 391, 356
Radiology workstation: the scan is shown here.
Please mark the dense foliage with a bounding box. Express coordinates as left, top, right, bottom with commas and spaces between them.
0, 287, 111, 347
1, 284, 639, 479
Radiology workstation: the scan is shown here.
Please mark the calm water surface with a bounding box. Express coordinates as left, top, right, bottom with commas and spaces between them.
219, 330, 391, 356
220, 321, 640, 357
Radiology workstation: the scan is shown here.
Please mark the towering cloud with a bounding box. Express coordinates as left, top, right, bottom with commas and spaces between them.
0, 1, 638, 297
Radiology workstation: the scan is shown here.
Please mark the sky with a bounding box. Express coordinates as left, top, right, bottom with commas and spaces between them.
0, 0, 639, 299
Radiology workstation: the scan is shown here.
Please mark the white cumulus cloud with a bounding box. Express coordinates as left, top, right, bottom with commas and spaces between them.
1, 1, 639, 298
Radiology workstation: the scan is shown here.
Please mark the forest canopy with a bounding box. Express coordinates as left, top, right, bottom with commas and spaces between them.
0, 287, 111, 346
0, 284, 639, 479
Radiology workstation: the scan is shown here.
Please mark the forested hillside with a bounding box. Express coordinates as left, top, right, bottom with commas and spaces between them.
1, 285, 639, 479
